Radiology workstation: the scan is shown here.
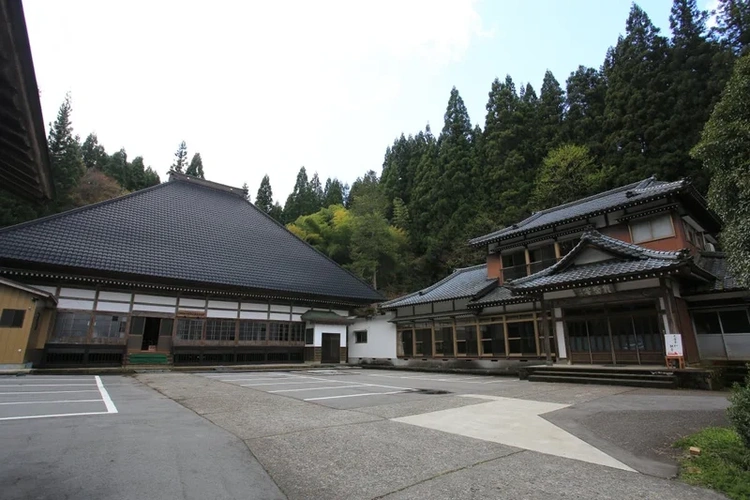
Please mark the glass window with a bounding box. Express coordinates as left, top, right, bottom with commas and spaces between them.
92, 315, 127, 339
455, 324, 478, 356
355, 330, 368, 343
206, 319, 236, 341
720, 310, 750, 334
436, 323, 453, 356
415, 328, 432, 356
631, 214, 674, 243
305, 327, 314, 345
239, 321, 267, 341
176, 318, 204, 340
52, 312, 90, 339
586, 318, 610, 352
290, 323, 304, 342
693, 312, 722, 335
507, 321, 536, 354
0, 309, 25, 328
480, 323, 505, 356
567, 320, 589, 352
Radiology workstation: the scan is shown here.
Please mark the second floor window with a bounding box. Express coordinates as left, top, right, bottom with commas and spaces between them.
631, 214, 674, 244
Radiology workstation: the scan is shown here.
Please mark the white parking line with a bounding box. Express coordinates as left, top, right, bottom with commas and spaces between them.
240, 380, 327, 387
95, 376, 118, 414
0, 399, 102, 405
0, 390, 99, 395
220, 377, 295, 382
304, 391, 406, 401
288, 374, 414, 391
0, 384, 96, 387
268, 385, 366, 393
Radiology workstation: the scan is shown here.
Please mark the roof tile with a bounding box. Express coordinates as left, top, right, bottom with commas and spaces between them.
0, 178, 383, 303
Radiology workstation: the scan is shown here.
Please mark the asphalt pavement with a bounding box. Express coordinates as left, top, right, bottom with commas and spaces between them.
0, 369, 731, 500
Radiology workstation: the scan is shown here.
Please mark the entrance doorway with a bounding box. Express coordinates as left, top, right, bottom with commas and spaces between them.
142, 317, 161, 350
128, 316, 173, 352
321, 333, 340, 363
564, 302, 664, 365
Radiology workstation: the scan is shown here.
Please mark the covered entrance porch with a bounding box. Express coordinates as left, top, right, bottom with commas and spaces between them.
563, 301, 664, 365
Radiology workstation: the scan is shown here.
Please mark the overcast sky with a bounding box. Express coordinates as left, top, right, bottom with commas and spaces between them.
23, 0, 715, 202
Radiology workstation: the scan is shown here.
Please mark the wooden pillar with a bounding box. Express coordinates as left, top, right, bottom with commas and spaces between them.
540, 298, 552, 365
554, 241, 561, 260
524, 248, 531, 276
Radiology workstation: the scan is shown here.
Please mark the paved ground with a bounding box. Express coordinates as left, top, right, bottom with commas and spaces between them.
0, 374, 283, 500
0, 368, 731, 499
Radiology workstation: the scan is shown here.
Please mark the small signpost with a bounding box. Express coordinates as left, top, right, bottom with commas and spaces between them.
665, 333, 685, 369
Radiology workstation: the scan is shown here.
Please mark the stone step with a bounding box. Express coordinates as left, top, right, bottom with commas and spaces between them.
527, 373, 677, 389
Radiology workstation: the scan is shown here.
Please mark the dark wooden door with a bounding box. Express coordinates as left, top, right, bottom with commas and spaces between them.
321, 333, 340, 363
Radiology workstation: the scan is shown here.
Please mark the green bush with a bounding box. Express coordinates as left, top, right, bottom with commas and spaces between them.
728, 368, 750, 449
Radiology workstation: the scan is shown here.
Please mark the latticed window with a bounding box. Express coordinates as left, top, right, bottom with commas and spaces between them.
206, 319, 236, 341
92, 315, 127, 339
239, 321, 267, 341
176, 318, 204, 340
290, 323, 304, 342
52, 312, 91, 339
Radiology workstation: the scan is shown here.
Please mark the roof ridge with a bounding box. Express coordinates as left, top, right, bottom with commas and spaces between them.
0, 180, 170, 234
470, 177, 649, 244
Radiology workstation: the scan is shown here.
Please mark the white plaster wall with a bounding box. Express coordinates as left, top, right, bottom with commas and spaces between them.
312, 324, 347, 347
347, 312, 397, 359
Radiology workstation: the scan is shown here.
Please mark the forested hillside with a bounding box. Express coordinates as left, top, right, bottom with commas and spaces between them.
280, 0, 749, 296
2, 1, 748, 298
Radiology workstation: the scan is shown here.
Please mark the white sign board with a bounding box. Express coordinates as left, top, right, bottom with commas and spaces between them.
665, 334, 683, 357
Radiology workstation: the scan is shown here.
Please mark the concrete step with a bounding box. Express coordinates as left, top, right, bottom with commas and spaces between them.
527, 373, 677, 389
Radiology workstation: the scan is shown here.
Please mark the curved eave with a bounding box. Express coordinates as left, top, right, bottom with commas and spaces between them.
469, 189, 685, 248
508, 265, 685, 295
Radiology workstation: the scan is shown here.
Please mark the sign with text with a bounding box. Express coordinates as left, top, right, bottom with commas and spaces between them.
665, 333, 684, 357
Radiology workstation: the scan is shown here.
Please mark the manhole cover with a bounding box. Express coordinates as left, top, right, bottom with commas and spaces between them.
411, 389, 451, 395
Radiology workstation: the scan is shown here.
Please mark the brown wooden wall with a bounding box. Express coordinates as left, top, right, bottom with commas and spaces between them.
0, 285, 54, 365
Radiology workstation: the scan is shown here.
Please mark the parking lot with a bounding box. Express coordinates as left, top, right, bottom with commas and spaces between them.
0, 375, 117, 421
202, 369, 513, 409
0, 369, 732, 500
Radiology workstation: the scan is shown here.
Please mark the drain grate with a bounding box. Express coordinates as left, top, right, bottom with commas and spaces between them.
411, 388, 451, 395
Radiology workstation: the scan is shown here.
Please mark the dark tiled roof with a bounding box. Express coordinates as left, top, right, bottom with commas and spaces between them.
508, 231, 688, 292
510, 258, 683, 292
0, 176, 384, 303
690, 252, 746, 293
380, 264, 495, 309
470, 177, 688, 247
468, 286, 531, 307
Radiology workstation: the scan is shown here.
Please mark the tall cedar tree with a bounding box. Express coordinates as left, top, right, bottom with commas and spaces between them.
255, 175, 275, 213
322, 178, 345, 207
564, 66, 607, 158
692, 52, 750, 286
283, 167, 319, 223
81, 133, 108, 170
538, 70, 565, 149
716, 0, 750, 55
665, 0, 733, 192
241, 182, 250, 202
186, 153, 205, 178
171, 141, 188, 172
428, 87, 477, 272
309, 173, 323, 209
603, 5, 671, 184
48, 94, 85, 210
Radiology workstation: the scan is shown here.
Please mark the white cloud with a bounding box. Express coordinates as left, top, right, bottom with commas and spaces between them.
23, 0, 487, 201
